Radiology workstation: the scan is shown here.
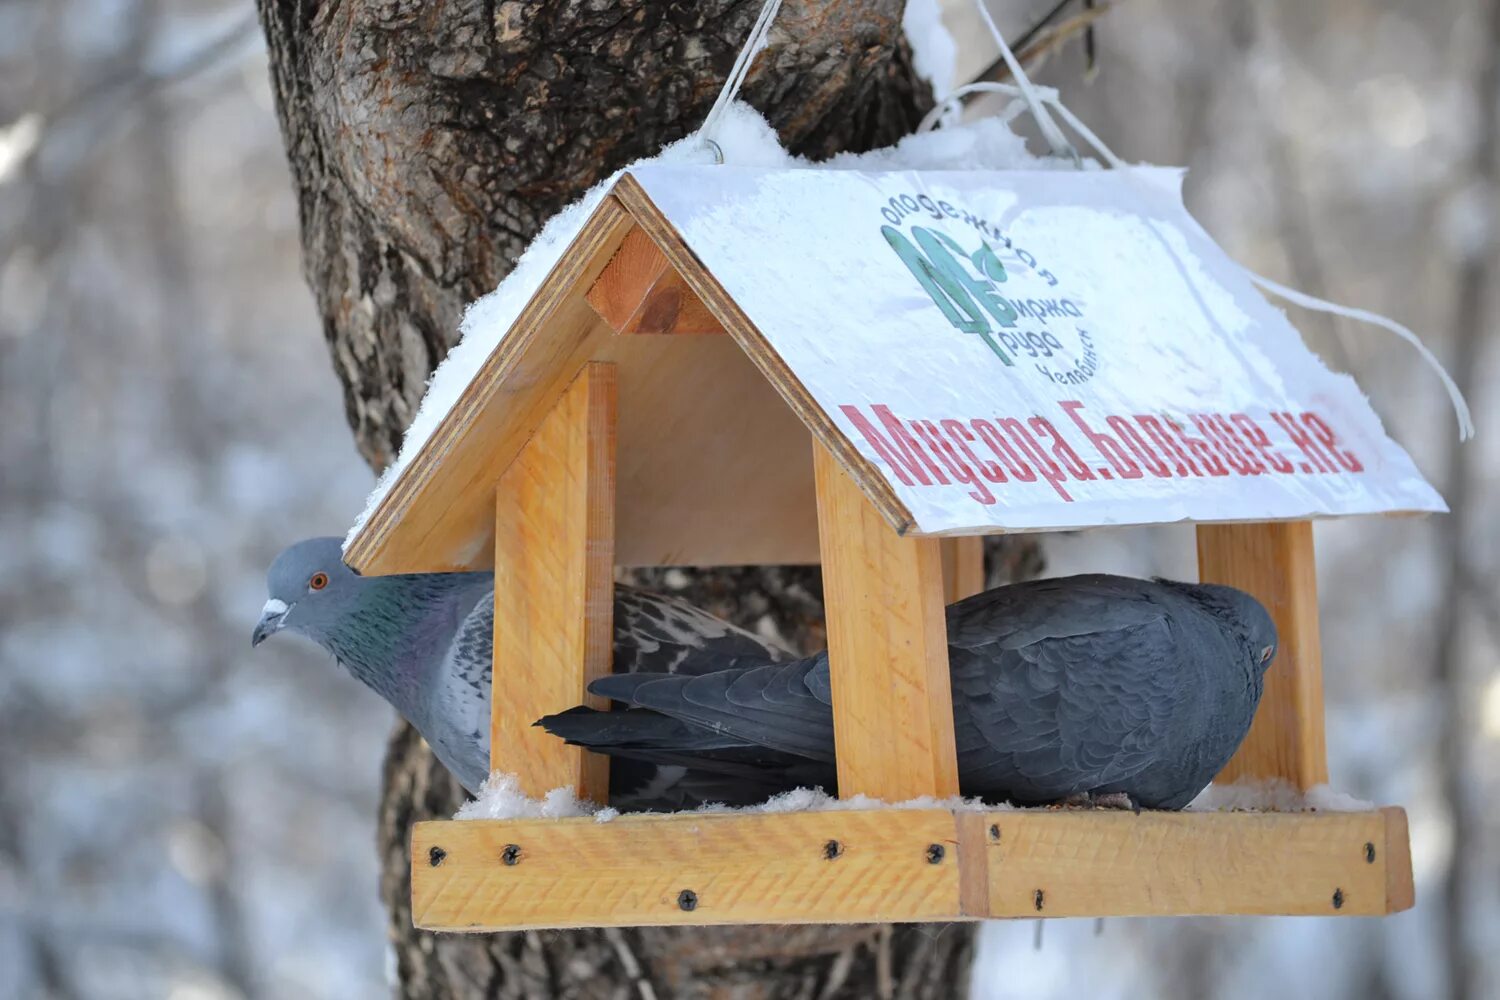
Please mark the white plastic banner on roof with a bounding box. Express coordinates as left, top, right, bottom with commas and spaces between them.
628, 163, 1445, 533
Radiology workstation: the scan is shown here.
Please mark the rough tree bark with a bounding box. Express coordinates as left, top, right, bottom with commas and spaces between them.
255, 2, 1040, 996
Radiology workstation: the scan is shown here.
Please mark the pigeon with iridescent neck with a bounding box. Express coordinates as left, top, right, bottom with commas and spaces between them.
252, 537, 797, 805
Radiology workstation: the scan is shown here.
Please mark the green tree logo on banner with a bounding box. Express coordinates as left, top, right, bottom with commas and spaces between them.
882, 225, 1020, 365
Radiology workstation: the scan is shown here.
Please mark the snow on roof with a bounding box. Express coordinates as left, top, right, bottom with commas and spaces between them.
344, 104, 1055, 552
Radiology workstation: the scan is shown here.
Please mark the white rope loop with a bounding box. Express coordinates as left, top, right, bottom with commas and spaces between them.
1246, 274, 1475, 440
919, 81, 1054, 134
923, 27, 1473, 441
700, 0, 783, 155
972, 1, 1077, 162
1043, 97, 1475, 441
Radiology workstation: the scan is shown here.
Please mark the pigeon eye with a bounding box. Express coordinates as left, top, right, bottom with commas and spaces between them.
309, 572, 329, 591
1260, 645, 1274, 664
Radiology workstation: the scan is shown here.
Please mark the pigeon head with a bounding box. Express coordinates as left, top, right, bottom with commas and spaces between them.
1192, 582, 1278, 674
252, 536, 363, 649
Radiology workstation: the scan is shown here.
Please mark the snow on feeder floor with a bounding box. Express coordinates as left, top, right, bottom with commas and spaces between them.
343, 129, 1435, 930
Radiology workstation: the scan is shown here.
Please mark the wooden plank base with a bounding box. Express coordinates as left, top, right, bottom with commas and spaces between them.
982, 806, 1410, 918
411, 806, 1414, 930
413, 809, 962, 931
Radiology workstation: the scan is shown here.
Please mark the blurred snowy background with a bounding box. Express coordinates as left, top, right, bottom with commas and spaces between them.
0, 1, 1495, 999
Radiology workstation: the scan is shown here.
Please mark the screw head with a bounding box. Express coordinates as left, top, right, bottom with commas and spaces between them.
1364, 842, 1376, 863
1033, 889, 1045, 912
501, 844, 521, 866
823, 839, 842, 860
989, 824, 1001, 842
1332, 888, 1345, 910
926, 843, 946, 864
428, 846, 446, 867
677, 889, 698, 912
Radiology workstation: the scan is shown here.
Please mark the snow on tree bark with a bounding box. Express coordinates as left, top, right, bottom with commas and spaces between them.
254, 1, 1036, 995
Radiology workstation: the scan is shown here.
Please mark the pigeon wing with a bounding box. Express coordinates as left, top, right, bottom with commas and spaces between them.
434, 582, 786, 747
612, 586, 792, 676
949, 585, 1184, 803
431, 583, 788, 795
589, 657, 836, 762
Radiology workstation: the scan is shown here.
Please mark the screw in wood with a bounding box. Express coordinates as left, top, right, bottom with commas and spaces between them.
989, 824, 1001, 842
1033, 889, 1045, 912
501, 844, 521, 866
1332, 888, 1344, 910
677, 889, 698, 912
1364, 842, 1376, 863
926, 844, 945, 864
823, 839, 842, 860
428, 846, 446, 867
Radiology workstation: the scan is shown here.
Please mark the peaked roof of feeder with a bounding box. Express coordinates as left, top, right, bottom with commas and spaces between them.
344, 165, 1444, 575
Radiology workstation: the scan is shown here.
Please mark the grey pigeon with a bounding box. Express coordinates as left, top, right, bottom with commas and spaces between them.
252, 537, 796, 805
540, 574, 1277, 810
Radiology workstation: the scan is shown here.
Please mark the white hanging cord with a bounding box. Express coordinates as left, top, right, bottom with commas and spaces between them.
1042, 95, 1126, 168
972, 0, 1077, 161
1246, 274, 1475, 440
699, 0, 783, 161
918, 81, 1050, 134
1049, 100, 1474, 439
925, 77, 1475, 441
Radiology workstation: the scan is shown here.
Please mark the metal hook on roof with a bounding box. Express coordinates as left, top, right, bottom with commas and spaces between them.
698, 0, 782, 164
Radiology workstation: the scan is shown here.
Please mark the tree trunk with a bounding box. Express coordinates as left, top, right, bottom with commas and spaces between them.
255, 2, 1037, 995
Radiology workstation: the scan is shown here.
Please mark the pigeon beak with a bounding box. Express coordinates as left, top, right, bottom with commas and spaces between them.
252, 599, 290, 648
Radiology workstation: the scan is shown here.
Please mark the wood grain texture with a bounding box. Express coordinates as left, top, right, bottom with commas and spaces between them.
412, 809, 963, 930
1197, 521, 1329, 788
940, 536, 986, 603
609, 173, 921, 536
491, 364, 616, 802
955, 812, 993, 917
345, 197, 633, 575
410, 807, 1413, 930
586, 225, 726, 335
813, 442, 960, 800
983, 807, 1413, 917
604, 333, 818, 567
344, 193, 822, 573
1382, 806, 1416, 912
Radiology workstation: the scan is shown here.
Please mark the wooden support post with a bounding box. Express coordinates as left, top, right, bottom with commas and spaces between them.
491, 363, 617, 801
1197, 521, 1328, 788
813, 443, 960, 800
940, 537, 986, 603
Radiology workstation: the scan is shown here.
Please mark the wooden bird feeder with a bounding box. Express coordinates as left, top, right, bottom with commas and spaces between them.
344, 164, 1442, 930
